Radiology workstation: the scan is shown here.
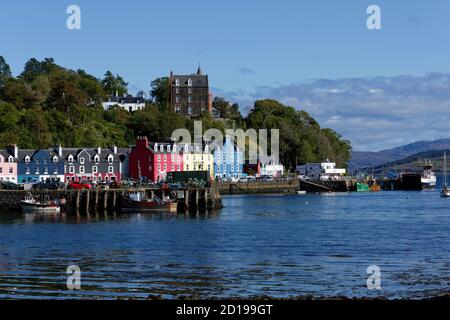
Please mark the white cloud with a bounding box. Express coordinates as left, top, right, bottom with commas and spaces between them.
216, 73, 450, 151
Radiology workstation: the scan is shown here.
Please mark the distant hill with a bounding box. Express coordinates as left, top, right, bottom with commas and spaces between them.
350, 139, 450, 171
369, 149, 450, 175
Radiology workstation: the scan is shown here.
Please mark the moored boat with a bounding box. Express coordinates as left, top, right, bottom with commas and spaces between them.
421, 160, 436, 189
21, 194, 61, 214
122, 191, 177, 213
356, 182, 369, 192
441, 152, 450, 198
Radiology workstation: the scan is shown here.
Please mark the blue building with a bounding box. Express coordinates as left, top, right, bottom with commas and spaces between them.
213, 137, 243, 179
17, 148, 65, 184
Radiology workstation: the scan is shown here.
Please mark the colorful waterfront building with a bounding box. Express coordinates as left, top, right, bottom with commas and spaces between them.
129, 137, 183, 182
62, 146, 124, 183
213, 137, 244, 179
0, 146, 17, 183
17, 147, 65, 184
181, 143, 214, 178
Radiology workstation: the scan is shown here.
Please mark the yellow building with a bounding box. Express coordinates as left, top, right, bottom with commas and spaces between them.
182, 143, 214, 178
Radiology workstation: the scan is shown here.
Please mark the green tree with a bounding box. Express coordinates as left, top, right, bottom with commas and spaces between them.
0, 56, 12, 88
102, 71, 128, 97
150, 77, 170, 109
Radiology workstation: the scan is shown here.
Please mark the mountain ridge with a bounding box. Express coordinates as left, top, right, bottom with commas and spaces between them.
350, 138, 450, 171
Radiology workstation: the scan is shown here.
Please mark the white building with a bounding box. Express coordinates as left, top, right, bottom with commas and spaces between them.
261, 163, 284, 177
102, 95, 146, 112
296, 160, 346, 181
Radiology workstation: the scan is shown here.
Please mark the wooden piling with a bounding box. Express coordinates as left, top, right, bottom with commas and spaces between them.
85, 190, 90, 216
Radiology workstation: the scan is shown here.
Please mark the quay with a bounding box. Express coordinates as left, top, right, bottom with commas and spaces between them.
0, 186, 222, 214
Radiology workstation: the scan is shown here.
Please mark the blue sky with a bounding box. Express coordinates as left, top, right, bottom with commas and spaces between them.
1, 0, 450, 151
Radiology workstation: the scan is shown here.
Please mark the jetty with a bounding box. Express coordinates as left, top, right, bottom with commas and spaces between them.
0, 186, 222, 215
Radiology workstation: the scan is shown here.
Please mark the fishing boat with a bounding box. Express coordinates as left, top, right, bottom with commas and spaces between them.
122, 191, 178, 213
441, 152, 450, 197
21, 193, 61, 214
356, 182, 369, 192
421, 159, 436, 189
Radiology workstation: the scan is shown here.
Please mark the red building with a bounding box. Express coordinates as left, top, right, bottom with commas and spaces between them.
129, 137, 183, 182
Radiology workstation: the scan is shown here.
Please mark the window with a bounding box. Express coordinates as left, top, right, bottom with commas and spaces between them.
167, 145, 171, 152
188, 88, 192, 94
69, 166, 75, 174
8, 156, 13, 163
80, 157, 85, 164
68, 155, 74, 163
108, 166, 113, 173
188, 96, 192, 103
0, 168, 2, 173
44, 167, 48, 174
163, 164, 167, 171
175, 105, 181, 113
157, 155, 161, 162
94, 155, 100, 163
93, 166, 98, 174
163, 155, 167, 162
25, 156, 30, 163
176, 88, 180, 94
157, 164, 161, 171
175, 79, 180, 86
79, 166, 85, 174
53, 168, 58, 174
53, 156, 58, 163
187, 79, 192, 86
176, 96, 180, 103
108, 155, 114, 163
171, 164, 174, 171
188, 107, 193, 115
177, 164, 181, 171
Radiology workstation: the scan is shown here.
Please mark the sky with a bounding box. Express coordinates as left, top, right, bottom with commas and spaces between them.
1, 0, 450, 151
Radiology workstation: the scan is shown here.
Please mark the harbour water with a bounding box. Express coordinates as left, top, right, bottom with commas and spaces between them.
1, 190, 450, 300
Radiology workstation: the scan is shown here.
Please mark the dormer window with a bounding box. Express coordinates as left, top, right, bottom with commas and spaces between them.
80, 157, 85, 164
184, 144, 189, 153
25, 156, 30, 163
167, 145, 171, 152
108, 155, 114, 163
175, 79, 180, 86
154, 143, 158, 150
173, 144, 177, 153
160, 145, 164, 152
94, 155, 100, 163
8, 156, 14, 163
52, 156, 58, 163
68, 155, 74, 163
205, 145, 209, 152
187, 79, 192, 86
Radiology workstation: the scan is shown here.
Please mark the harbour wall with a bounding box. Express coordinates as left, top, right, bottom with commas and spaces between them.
218, 180, 300, 195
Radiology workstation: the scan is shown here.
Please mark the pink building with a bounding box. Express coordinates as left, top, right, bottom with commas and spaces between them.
0, 147, 18, 183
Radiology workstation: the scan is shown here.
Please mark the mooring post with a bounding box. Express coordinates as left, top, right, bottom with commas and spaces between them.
184, 189, 189, 212
103, 191, 108, 215
85, 190, 90, 216
195, 189, 199, 208
94, 189, 99, 215
112, 191, 117, 212
75, 190, 80, 211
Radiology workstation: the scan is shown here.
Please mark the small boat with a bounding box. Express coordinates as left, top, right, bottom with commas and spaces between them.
21, 193, 61, 214
441, 152, 450, 197
421, 159, 436, 189
296, 190, 306, 195
356, 182, 369, 192
122, 191, 177, 213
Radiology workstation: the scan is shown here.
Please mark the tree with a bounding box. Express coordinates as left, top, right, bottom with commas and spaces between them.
102, 71, 128, 97
0, 56, 12, 88
150, 77, 169, 108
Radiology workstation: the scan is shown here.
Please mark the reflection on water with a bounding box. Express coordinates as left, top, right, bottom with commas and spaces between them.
1, 191, 450, 299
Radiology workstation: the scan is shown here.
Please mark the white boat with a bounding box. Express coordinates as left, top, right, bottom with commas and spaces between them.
21, 194, 61, 214
441, 152, 450, 197
421, 159, 436, 189
297, 190, 307, 195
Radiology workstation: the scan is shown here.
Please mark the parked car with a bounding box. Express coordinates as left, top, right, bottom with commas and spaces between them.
33, 181, 65, 190
0, 181, 22, 190
68, 181, 92, 190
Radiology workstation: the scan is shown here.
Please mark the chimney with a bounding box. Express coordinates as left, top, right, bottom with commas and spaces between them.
97, 147, 102, 155
56, 144, 62, 157
136, 136, 149, 148
7, 144, 18, 159
112, 145, 117, 154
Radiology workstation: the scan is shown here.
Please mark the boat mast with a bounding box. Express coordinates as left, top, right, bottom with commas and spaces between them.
444, 152, 447, 188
